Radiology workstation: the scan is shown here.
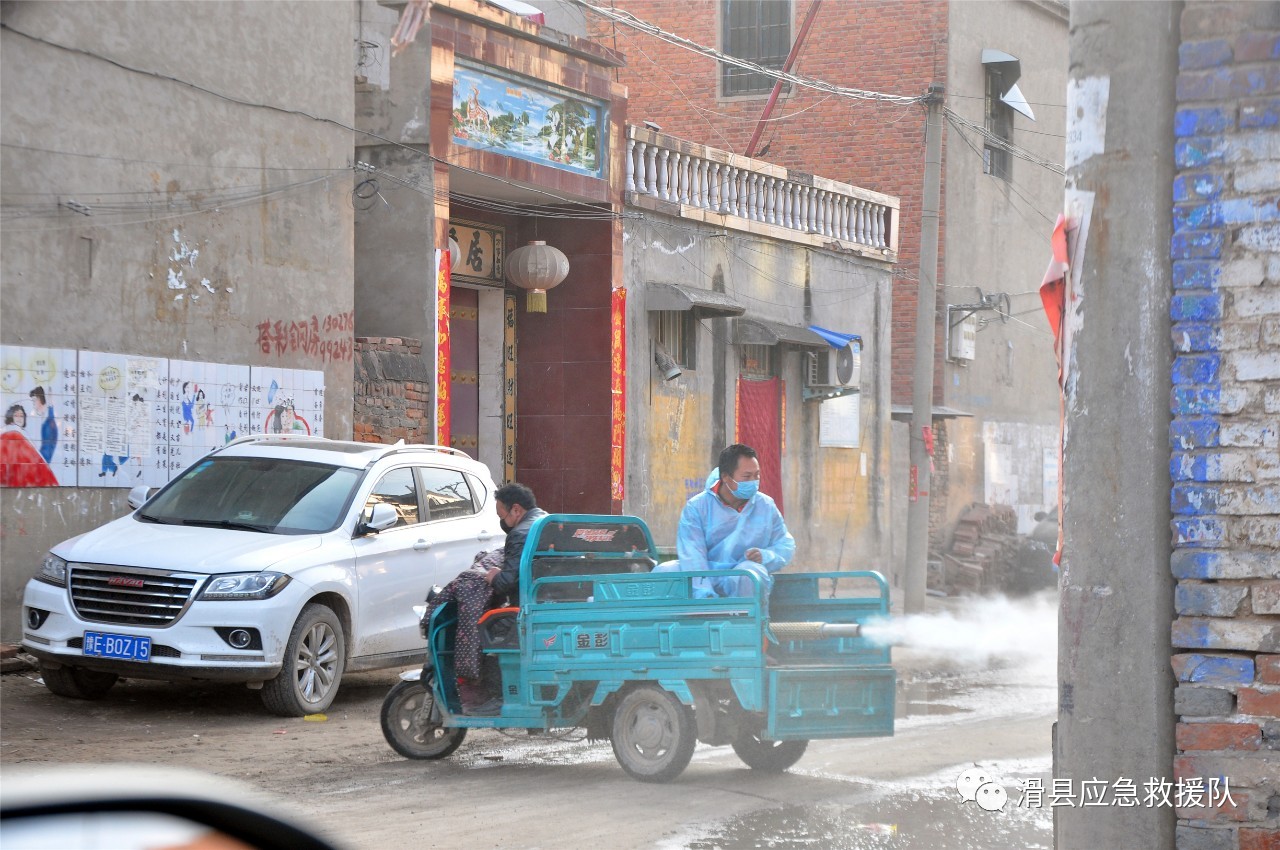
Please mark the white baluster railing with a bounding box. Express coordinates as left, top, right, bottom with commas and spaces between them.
624, 125, 899, 254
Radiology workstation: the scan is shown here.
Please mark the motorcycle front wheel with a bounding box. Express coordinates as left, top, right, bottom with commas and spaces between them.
380, 678, 467, 760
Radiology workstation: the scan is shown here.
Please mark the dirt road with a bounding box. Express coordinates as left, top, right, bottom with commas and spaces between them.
1, 652, 1055, 850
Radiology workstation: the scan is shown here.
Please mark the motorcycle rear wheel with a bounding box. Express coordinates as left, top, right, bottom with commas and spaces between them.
731, 730, 808, 772
381, 678, 466, 760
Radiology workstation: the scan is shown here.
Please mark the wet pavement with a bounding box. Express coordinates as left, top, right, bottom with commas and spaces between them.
2, 594, 1058, 849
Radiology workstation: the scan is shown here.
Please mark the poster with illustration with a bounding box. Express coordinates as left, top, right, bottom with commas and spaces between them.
249, 367, 324, 438
78, 352, 169, 489
452, 62, 605, 178
0, 345, 79, 487
167, 360, 252, 474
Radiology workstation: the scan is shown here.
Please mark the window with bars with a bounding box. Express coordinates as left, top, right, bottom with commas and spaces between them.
655, 311, 696, 369
739, 344, 778, 379
984, 68, 1014, 180
721, 0, 792, 97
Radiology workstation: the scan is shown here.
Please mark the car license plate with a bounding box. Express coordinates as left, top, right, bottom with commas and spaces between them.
83, 631, 152, 662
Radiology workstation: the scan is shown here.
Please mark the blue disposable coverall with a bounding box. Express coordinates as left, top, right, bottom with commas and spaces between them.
655, 468, 796, 598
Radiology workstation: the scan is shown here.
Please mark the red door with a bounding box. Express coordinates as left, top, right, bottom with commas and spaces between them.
449, 288, 479, 460
736, 376, 784, 515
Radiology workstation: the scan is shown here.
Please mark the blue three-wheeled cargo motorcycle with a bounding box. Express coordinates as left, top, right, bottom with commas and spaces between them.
380, 514, 895, 782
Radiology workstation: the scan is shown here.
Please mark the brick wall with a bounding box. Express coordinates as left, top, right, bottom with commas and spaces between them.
352, 337, 434, 444
595, 0, 948, 407
1168, 5, 1280, 849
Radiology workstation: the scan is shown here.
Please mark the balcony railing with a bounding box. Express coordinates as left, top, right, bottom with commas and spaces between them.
625, 125, 899, 258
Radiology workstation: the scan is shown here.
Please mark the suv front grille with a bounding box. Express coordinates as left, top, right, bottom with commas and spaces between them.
69, 566, 202, 627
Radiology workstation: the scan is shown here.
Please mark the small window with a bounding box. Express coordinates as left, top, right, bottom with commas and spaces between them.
655, 310, 696, 369
739, 344, 778, 379
364, 468, 420, 528
721, 0, 792, 97
419, 467, 476, 521
984, 68, 1013, 180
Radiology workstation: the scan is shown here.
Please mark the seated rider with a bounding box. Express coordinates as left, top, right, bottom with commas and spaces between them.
654, 443, 795, 599
485, 482, 548, 606
426, 482, 546, 716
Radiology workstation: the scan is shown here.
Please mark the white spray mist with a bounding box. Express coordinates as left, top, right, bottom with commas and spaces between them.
861, 590, 1058, 672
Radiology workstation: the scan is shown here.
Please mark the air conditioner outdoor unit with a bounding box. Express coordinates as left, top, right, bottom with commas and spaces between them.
807, 340, 861, 390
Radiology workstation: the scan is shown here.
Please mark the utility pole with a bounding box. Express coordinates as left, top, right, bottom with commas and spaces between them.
1056, 2, 1177, 847
744, 0, 823, 158
903, 84, 944, 615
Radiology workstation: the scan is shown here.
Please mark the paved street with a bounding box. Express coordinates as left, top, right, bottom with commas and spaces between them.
1, 641, 1055, 850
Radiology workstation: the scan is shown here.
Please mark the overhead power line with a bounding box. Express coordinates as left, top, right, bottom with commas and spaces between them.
943, 109, 1066, 175
570, 0, 926, 106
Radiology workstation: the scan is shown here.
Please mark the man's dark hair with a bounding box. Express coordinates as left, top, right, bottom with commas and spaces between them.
717, 444, 757, 479
495, 482, 536, 510
28, 386, 46, 405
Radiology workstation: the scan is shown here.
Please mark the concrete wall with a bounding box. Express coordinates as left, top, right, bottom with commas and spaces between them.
353, 0, 438, 352
622, 215, 894, 575
1167, 4, 1280, 849
941, 0, 1068, 534
0, 0, 355, 642
1055, 1, 1180, 846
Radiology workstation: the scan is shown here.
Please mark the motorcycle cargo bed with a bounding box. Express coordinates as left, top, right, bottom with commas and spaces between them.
766, 665, 895, 740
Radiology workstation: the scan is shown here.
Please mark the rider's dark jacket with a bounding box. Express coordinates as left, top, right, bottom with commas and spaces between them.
491, 507, 548, 598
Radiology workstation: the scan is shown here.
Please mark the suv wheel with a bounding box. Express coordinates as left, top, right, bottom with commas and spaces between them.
261, 604, 345, 717
40, 663, 119, 700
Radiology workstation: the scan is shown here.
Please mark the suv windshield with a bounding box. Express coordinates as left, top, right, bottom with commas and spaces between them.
137, 456, 364, 534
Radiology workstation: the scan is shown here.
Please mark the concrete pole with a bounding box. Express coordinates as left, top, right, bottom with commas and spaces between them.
903, 84, 944, 615
1055, 2, 1179, 847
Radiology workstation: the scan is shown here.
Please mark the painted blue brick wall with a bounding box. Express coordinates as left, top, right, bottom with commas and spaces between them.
1173, 202, 1223, 232
1175, 654, 1255, 685
1170, 293, 1224, 322
1174, 106, 1235, 137
1171, 386, 1223, 415
1174, 200, 1280, 232
1173, 517, 1227, 546
1172, 551, 1219, 579
1172, 484, 1223, 515
1241, 97, 1280, 128
1172, 354, 1221, 385
1175, 137, 1224, 167
1170, 23, 1278, 848
1170, 418, 1220, 450
1172, 174, 1224, 203
1179, 40, 1233, 71
1171, 322, 1222, 352
1172, 261, 1219, 289
1170, 230, 1226, 258
1220, 197, 1280, 224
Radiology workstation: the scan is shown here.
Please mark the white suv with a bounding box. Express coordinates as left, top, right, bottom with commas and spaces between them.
21, 436, 503, 716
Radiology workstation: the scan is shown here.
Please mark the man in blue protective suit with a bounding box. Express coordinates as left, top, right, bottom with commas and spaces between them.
655, 443, 795, 598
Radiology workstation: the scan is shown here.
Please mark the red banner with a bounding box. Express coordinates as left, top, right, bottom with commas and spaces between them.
610, 287, 626, 505
435, 248, 451, 448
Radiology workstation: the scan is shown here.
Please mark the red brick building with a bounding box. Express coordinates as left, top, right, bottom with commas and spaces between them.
589, 0, 947, 407
589, 0, 1068, 557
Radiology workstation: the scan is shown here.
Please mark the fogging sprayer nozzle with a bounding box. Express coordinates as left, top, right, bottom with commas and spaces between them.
770, 621, 862, 641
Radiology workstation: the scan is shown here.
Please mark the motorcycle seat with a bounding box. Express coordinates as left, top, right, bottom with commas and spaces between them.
478, 606, 520, 650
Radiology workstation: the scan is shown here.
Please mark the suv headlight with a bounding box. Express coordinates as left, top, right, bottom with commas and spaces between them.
37, 554, 68, 587
200, 572, 292, 600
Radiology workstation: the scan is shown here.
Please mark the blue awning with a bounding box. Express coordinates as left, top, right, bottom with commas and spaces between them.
808, 325, 862, 350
